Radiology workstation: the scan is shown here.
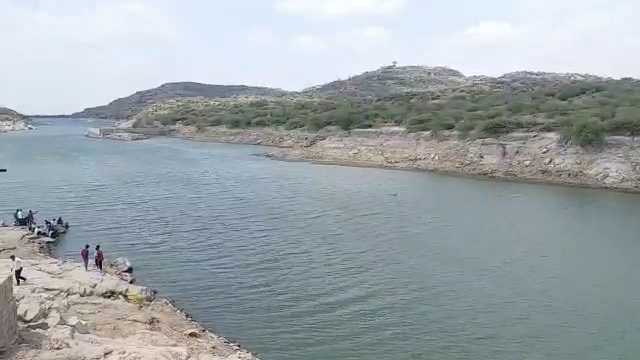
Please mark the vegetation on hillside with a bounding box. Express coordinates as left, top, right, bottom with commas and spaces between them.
0, 107, 29, 121
135, 77, 640, 147
70, 82, 289, 119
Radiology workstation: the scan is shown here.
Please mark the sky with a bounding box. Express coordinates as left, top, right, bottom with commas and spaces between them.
1, 0, 639, 114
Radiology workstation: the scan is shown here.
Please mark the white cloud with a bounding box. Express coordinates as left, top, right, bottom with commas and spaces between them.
454, 22, 524, 46
274, 0, 406, 19
429, 0, 640, 77
291, 35, 329, 53
290, 26, 392, 54
243, 26, 281, 47
0, 0, 186, 113
339, 26, 392, 52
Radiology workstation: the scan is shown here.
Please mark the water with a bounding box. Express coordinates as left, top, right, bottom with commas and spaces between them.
2, 120, 640, 360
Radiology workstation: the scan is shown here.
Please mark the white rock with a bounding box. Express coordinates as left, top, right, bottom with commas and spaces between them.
17, 301, 46, 323
46, 325, 75, 350
114, 257, 133, 273
46, 310, 66, 327
198, 355, 225, 360
225, 353, 255, 360
67, 316, 90, 334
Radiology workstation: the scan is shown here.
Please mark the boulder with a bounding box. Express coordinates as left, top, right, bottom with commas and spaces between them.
66, 316, 90, 334
17, 301, 46, 323
225, 353, 255, 360
24, 321, 49, 330
45, 325, 75, 350
183, 328, 201, 338
114, 257, 133, 273
198, 355, 226, 360
46, 310, 66, 327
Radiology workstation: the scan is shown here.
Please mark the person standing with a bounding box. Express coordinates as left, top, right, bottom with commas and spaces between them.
9, 255, 27, 285
94, 245, 104, 272
27, 210, 36, 227
81, 245, 90, 270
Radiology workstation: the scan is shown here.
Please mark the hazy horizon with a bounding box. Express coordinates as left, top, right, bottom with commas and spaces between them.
2, 0, 639, 114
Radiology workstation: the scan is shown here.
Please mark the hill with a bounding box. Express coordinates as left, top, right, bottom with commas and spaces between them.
70, 82, 290, 119
0, 107, 34, 132
0, 107, 29, 121
302, 65, 466, 98
130, 67, 640, 148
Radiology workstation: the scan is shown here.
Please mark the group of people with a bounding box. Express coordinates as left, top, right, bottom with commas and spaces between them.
13, 208, 65, 231
8, 244, 106, 286
81, 244, 105, 272
13, 209, 34, 226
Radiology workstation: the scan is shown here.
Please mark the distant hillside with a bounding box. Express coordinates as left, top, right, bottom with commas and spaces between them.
0, 107, 29, 121
129, 66, 640, 150
303, 65, 466, 98
70, 82, 290, 119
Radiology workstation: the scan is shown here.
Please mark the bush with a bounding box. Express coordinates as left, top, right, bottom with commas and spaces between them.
455, 121, 475, 138
283, 118, 306, 130
223, 116, 244, 128
479, 118, 513, 136
570, 119, 605, 149
251, 117, 269, 127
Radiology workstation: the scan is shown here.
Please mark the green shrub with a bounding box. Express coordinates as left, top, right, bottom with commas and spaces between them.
479, 118, 513, 136
250, 117, 269, 127
455, 121, 475, 138
570, 119, 605, 149
283, 118, 306, 130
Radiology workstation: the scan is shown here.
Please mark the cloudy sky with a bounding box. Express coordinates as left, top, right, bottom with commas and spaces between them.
1, 0, 638, 114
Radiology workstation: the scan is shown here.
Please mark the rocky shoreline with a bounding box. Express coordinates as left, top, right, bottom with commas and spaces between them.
0, 120, 35, 133
0, 227, 258, 360
169, 124, 640, 192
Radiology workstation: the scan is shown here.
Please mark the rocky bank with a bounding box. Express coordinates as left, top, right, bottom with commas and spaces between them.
171, 124, 640, 192
0, 227, 258, 360
0, 107, 35, 133
85, 128, 149, 141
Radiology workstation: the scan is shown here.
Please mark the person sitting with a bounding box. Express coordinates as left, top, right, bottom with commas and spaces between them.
17, 209, 23, 219
56, 217, 64, 226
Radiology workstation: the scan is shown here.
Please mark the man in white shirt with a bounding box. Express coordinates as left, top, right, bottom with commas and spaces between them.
17, 209, 23, 219
9, 255, 27, 285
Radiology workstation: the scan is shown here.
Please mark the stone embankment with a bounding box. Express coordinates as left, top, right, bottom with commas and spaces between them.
0, 227, 258, 360
172, 124, 640, 192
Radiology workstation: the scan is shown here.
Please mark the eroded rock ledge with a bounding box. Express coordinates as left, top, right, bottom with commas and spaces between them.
170, 124, 640, 192
0, 227, 258, 360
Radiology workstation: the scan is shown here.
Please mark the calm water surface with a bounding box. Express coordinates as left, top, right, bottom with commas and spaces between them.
1, 120, 640, 360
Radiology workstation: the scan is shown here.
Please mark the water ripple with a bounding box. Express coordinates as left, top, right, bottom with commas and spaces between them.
3, 123, 640, 360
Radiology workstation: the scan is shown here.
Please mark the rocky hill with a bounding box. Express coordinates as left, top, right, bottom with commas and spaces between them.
70, 82, 290, 119
0, 107, 34, 132
302, 65, 466, 98
0, 107, 29, 121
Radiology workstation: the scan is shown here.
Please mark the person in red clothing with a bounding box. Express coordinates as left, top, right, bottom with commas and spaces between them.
80, 244, 90, 270
94, 245, 104, 272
